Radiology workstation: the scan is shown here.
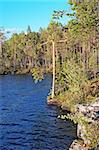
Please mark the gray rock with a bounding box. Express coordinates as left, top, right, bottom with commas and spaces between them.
76, 98, 99, 119
69, 139, 87, 150
70, 98, 99, 149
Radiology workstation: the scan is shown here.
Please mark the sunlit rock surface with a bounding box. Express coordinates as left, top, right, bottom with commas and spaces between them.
69, 98, 99, 150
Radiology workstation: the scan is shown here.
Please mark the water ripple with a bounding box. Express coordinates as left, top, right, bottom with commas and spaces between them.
0, 75, 76, 150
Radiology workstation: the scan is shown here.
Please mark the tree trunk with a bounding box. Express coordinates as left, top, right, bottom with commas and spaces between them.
52, 41, 55, 99
87, 40, 91, 71
28, 56, 32, 69
82, 42, 86, 73
55, 44, 58, 61
13, 48, 16, 73
0, 41, 3, 73
96, 44, 99, 74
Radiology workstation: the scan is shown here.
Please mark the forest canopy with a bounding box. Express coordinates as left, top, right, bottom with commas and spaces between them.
0, 0, 99, 102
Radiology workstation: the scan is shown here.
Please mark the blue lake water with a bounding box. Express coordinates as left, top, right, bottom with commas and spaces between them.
0, 74, 76, 150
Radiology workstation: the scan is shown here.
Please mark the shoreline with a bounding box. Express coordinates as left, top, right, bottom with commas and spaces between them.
47, 97, 99, 150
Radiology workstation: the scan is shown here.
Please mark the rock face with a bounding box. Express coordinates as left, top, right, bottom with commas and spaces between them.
47, 98, 61, 107
47, 97, 99, 149
69, 98, 99, 150
69, 139, 87, 150
76, 98, 99, 119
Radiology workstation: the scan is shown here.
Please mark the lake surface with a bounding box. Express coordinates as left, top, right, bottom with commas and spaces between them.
0, 74, 76, 150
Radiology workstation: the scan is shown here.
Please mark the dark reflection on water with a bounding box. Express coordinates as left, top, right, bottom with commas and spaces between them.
0, 74, 76, 150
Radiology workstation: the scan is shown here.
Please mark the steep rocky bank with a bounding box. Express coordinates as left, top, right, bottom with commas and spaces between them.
47, 98, 99, 150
